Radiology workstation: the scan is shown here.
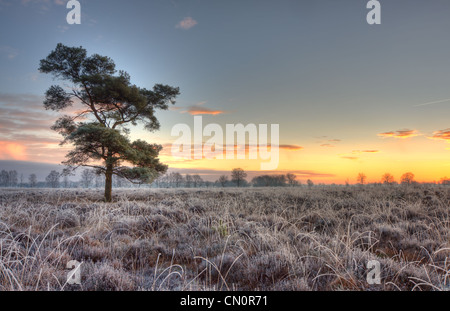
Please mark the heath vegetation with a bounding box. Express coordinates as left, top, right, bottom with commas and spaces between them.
0, 185, 449, 291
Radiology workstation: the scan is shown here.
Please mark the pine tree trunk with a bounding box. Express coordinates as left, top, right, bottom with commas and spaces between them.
104, 164, 113, 202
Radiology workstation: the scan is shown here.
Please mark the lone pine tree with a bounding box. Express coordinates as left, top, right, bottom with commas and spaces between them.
39, 43, 180, 201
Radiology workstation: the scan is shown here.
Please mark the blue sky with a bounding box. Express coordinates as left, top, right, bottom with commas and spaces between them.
2, 0, 450, 182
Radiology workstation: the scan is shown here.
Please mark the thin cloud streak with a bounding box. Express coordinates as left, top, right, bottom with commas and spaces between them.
187, 107, 226, 115
414, 98, 450, 107
171, 102, 228, 115
378, 129, 420, 139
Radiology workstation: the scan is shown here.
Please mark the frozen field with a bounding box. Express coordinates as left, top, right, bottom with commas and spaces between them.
0, 186, 449, 291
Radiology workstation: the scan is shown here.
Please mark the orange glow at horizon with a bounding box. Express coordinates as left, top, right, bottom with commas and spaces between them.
0, 141, 27, 161
2, 130, 450, 184
159, 135, 450, 184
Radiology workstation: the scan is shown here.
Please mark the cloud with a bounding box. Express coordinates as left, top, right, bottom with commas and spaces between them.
414, 98, 450, 107
168, 106, 184, 111
173, 102, 228, 115
317, 138, 341, 147
361, 150, 379, 153
57, 25, 69, 33
378, 129, 420, 139
428, 129, 450, 141
0, 93, 57, 132
21, 0, 63, 5
187, 107, 226, 115
352, 150, 379, 154
279, 144, 303, 151
176, 17, 198, 30
0, 46, 18, 59
339, 149, 379, 160
341, 156, 359, 160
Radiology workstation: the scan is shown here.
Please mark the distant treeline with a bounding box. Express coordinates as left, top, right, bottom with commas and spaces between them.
1, 168, 450, 189
0, 168, 301, 189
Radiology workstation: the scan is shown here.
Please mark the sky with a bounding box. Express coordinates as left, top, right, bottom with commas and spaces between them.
1, 0, 450, 183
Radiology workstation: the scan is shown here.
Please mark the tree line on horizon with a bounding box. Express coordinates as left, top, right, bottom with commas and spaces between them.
2, 168, 450, 189
0, 168, 300, 189
354, 171, 450, 185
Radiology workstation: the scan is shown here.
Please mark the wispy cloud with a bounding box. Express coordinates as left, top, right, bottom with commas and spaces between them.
187, 107, 226, 115
378, 129, 420, 139
279, 144, 303, 151
18, 0, 65, 14
57, 25, 69, 33
341, 156, 359, 160
414, 98, 450, 107
352, 150, 379, 154
339, 149, 379, 161
171, 102, 228, 115
427, 129, 450, 141
317, 137, 341, 147
0, 46, 18, 59
176, 17, 198, 30
21, 0, 64, 6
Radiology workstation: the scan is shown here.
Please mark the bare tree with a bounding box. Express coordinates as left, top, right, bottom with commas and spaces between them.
357, 173, 367, 185
286, 173, 298, 187
113, 175, 127, 188
172, 172, 184, 188
8, 170, 18, 187
381, 173, 395, 185
0, 170, 8, 187
192, 174, 203, 188
46, 170, 60, 188
307, 179, 314, 188
62, 174, 70, 188
401, 172, 415, 185
218, 175, 228, 187
95, 174, 103, 188
80, 169, 95, 188
185, 174, 193, 188
231, 168, 247, 187
29, 174, 38, 188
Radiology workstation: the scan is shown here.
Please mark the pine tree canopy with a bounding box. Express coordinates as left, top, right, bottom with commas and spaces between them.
39, 43, 180, 192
